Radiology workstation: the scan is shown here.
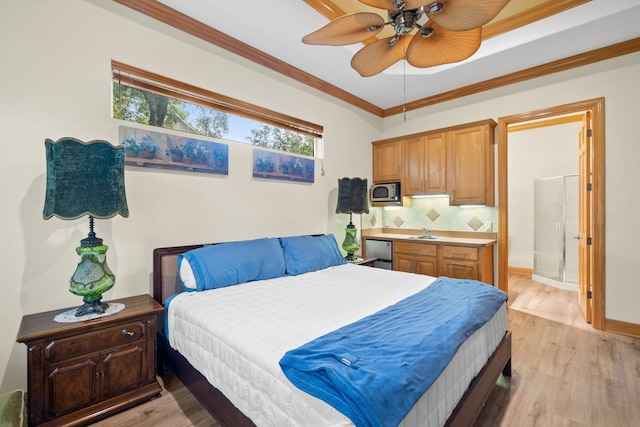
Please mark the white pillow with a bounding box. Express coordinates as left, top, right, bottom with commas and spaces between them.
179, 257, 197, 290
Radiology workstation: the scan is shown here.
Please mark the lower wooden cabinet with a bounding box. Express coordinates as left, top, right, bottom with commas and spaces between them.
393, 241, 438, 276
393, 240, 494, 285
17, 294, 163, 426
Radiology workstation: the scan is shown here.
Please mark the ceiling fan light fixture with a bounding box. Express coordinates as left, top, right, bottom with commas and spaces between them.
425, 2, 444, 14
393, 0, 407, 10
418, 26, 434, 38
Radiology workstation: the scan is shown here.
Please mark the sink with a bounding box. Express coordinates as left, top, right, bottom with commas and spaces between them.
407, 235, 438, 240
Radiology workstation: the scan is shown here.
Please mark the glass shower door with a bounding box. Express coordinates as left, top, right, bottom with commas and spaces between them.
534, 177, 564, 281
534, 175, 579, 284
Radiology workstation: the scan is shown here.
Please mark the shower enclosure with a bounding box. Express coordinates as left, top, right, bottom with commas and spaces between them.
533, 175, 579, 289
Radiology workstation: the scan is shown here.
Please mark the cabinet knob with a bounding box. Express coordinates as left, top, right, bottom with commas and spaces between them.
121, 329, 135, 337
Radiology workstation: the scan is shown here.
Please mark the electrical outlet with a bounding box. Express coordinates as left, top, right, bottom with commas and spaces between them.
384, 219, 390, 227
484, 221, 492, 231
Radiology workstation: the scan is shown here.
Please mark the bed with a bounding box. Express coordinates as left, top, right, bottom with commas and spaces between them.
152, 235, 511, 427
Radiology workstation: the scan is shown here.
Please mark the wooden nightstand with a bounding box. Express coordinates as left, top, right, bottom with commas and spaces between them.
16, 294, 163, 426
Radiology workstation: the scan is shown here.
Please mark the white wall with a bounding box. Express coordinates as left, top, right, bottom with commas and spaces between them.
0, 0, 381, 392
508, 123, 580, 269
378, 52, 640, 327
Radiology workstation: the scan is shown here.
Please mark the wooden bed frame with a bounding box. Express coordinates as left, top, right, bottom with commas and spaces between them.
152, 243, 512, 427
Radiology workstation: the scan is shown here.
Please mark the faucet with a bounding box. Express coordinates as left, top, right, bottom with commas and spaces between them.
422, 227, 432, 239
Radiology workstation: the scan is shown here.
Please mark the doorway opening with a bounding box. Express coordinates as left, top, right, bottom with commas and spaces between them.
497, 98, 605, 330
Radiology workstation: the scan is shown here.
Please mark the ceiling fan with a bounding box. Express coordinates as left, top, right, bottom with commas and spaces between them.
302, 0, 511, 77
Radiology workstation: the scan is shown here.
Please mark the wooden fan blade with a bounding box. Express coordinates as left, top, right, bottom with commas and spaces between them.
404, 0, 431, 10
428, 0, 510, 31
302, 13, 385, 45
351, 35, 409, 77
359, 0, 428, 11
406, 21, 481, 67
358, 0, 398, 11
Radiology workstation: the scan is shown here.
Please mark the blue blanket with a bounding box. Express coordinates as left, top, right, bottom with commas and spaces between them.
279, 277, 507, 427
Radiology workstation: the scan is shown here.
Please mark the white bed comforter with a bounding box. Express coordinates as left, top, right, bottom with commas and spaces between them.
168, 263, 506, 427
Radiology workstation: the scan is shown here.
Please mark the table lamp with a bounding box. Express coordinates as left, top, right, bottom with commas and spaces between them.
43, 137, 129, 317
336, 177, 369, 261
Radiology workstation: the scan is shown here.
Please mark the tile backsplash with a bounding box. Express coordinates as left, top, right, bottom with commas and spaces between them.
362, 196, 498, 232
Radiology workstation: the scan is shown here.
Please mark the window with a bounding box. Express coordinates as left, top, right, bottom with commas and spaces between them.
112, 61, 322, 157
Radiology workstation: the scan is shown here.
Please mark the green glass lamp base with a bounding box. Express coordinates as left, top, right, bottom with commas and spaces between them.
342, 223, 360, 262
69, 244, 115, 317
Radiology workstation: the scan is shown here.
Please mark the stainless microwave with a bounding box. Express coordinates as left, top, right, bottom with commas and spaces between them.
370, 182, 401, 203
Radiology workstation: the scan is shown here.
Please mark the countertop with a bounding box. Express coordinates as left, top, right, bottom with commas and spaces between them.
363, 231, 496, 246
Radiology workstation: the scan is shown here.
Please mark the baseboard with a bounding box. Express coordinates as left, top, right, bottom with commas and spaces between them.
531, 274, 578, 292
604, 318, 640, 338
508, 266, 533, 276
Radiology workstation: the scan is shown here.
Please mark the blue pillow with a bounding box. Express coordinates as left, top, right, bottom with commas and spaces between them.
179, 237, 286, 291
279, 234, 347, 275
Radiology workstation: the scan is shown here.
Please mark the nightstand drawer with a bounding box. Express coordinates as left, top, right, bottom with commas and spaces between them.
45, 320, 147, 363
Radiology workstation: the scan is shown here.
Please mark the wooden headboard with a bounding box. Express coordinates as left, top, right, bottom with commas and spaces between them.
152, 244, 206, 305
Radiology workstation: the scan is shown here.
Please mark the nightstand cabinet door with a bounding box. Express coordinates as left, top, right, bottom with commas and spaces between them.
44, 357, 99, 418
101, 343, 147, 398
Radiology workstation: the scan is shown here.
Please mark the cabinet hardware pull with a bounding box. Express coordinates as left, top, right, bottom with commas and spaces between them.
122, 329, 135, 336
452, 252, 467, 256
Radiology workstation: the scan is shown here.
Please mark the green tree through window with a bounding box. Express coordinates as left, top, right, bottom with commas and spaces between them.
113, 82, 315, 156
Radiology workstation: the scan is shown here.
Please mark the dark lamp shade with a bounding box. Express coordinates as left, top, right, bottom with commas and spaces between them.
43, 137, 129, 220
336, 177, 369, 214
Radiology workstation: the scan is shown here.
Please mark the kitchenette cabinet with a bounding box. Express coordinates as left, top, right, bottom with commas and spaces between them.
393, 241, 439, 276
372, 140, 402, 183
447, 121, 496, 206
388, 238, 494, 285
403, 132, 447, 196
372, 119, 496, 205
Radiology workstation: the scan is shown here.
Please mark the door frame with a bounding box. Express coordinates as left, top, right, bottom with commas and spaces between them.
497, 97, 605, 329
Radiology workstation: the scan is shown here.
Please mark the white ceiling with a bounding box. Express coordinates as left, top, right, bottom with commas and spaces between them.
151, 0, 640, 112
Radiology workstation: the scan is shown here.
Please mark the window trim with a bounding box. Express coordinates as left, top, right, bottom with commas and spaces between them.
111, 60, 323, 139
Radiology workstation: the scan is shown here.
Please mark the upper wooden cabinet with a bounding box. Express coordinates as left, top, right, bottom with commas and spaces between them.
372, 119, 496, 205
447, 121, 496, 206
372, 140, 401, 183
403, 133, 447, 196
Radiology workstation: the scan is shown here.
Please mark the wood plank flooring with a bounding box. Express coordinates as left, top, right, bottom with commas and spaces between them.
93, 274, 640, 426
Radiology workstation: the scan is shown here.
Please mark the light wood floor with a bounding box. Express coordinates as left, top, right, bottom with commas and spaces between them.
93, 274, 640, 426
